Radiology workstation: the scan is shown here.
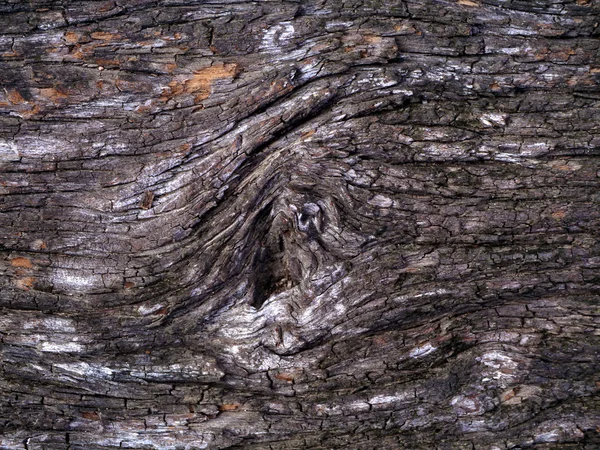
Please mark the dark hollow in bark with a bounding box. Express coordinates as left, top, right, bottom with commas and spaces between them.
1, 0, 599, 449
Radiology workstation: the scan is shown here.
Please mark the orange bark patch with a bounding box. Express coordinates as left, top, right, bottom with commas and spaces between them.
159, 80, 183, 102
15, 277, 35, 290
124, 281, 135, 289
458, 0, 480, 5
553, 164, 572, 171
64, 31, 80, 43
38, 87, 68, 103
20, 104, 41, 118
91, 31, 121, 41
551, 210, 566, 219
184, 63, 239, 103
69, 43, 96, 60
7, 90, 26, 105
95, 58, 120, 67
218, 404, 240, 412
364, 35, 382, 44
394, 23, 419, 34
301, 129, 316, 140
554, 48, 576, 62
10, 257, 33, 269
136, 103, 154, 113
261, 78, 294, 101
5, 88, 41, 117
168, 80, 185, 96
46, 47, 64, 55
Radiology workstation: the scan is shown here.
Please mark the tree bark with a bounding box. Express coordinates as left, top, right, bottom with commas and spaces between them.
1, 0, 599, 448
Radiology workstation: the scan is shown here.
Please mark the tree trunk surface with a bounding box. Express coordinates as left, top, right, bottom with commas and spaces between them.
1, 0, 599, 449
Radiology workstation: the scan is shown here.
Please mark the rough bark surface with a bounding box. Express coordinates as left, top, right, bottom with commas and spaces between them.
1, 0, 600, 449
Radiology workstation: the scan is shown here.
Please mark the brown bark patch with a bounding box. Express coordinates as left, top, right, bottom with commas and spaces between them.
91, 32, 121, 41
140, 191, 155, 210
7, 90, 26, 105
274, 373, 295, 382
20, 104, 41, 118
178, 143, 192, 153
82, 411, 101, 420
394, 23, 419, 34
183, 63, 239, 103
15, 277, 35, 290
364, 35, 383, 45
38, 87, 68, 103
218, 404, 240, 412
500, 388, 516, 403
98, 1, 116, 12
31, 240, 47, 250
10, 257, 34, 269
69, 44, 95, 60
500, 385, 542, 405
95, 58, 120, 68
301, 129, 316, 140
64, 31, 80, 43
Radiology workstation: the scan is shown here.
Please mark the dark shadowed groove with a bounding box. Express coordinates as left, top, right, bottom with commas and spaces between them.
1, 0, 600, 448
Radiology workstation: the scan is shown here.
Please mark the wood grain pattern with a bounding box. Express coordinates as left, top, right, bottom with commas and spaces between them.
0, 0, 599, 448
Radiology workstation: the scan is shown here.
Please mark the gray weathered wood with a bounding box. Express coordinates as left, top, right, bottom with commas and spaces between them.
1, 0, 599, 448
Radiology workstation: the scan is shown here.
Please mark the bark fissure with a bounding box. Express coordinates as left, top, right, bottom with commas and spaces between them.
1, 0, 599, 448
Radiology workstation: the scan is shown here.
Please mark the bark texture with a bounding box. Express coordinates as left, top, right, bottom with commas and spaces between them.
1, 0, 600, 448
